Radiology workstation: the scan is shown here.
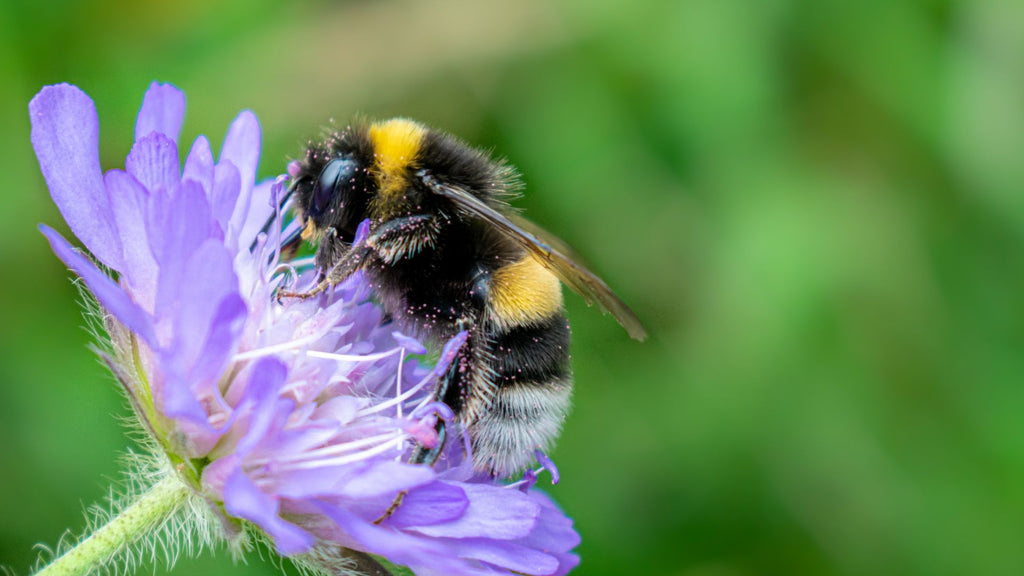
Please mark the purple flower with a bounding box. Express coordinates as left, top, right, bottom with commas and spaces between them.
30, 83, 579, 575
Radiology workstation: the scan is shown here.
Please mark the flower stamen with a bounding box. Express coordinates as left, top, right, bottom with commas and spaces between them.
282, 436, 406, 471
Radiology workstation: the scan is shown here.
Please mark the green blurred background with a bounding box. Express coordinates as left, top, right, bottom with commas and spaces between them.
3, 0, 1024, 574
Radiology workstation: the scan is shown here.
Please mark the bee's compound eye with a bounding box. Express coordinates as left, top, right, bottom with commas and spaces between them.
313, 157, 358, 214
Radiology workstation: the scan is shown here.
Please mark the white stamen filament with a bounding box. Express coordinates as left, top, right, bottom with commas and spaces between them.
233, 337, 406, 365
355, 370, 435, 418
232, 333, 324, 362
394, 348, 406, 452
395, 349, 405, 420
249, 430, 407, 469
304, 348, 404, 363
281, 435, 407, 471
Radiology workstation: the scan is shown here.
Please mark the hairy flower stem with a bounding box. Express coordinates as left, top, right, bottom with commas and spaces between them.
35, 476, 189, 576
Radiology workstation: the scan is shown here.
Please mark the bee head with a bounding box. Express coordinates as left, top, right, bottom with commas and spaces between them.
294, 154, 366, 243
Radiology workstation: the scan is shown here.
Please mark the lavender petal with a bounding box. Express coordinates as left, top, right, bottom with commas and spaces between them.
516, 492, 581, 557
30, 84, 123, 271
500, 492, 580, 575
210, 161, 242, 235
135, 82, 185, 144
188, 294, 247, 386
235, 179, 276, 250
233, 358, 289, 456
447, 538, 559, 575
40, 225, 155, 345
221, 110, 261, 242
104, 170, 157, 309
150, 181, 217, 314
317, 503, 465, 574
336, 460, 436, 500
405, 483, 539, 540
126, 132, 180, 193
172, 239, 241, 370
389, 481, 469, 528
224, 468, 315, 555
182, 135, 215, 194
158, 363, 214, 428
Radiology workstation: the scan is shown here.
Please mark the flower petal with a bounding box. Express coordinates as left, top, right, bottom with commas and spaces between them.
547, 552, 580, 576
389, 481, 468, 528
221, 110, 261, 245
272, 463, 353, 500
448, 538, 559, 575
224, 468, 315, 555
234, 358, 289, 456
189, 293, 247, 386
158, 363, 212, 429
317, 503, 465, 574
126, 132, 180, 193
40, 225, 154, 345
104, 170, 157, 311
149, 181, 219, 317
30, 84, 123, 271
135, 82, 185, 144
182, 135, 214, 193
407, 483, 539, 540
210, 160, 241, 234
221, 110, 261, 192
516, 493, 581, 575
235, 179, 276, 250
336, 460, 436, 500
172, 239, 242, 371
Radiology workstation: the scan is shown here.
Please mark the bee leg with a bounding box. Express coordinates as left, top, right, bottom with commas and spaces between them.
276, 236, 371, 301
275, 281, 329, 302
364, 214, 441, 264
374, 317, 474, 525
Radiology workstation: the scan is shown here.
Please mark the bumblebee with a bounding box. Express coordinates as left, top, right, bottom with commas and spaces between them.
279, 118, 645, 478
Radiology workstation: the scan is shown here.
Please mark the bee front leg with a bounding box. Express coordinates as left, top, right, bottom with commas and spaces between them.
279, 215, 443, 302
277, 233, 374, 301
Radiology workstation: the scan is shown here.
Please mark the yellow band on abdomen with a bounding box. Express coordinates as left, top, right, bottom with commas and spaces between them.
488, 255, 564, 328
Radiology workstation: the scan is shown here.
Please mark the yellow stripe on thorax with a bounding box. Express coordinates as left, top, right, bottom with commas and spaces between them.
489, 255, 564, 328
368, 118, 426, 218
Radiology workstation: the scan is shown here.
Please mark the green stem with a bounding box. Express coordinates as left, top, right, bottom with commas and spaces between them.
35, 476, 189, 576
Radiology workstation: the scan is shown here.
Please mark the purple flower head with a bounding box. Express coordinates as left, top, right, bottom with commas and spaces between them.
30, 83, 578, 574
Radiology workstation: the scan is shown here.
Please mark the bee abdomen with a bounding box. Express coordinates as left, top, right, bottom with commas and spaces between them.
469, 313, 573, 476
491, 314, 571, 386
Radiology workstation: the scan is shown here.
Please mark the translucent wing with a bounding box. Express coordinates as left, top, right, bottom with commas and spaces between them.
421, 172, 647, 340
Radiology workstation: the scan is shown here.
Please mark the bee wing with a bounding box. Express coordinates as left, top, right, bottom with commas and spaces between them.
423, 174, 647, 341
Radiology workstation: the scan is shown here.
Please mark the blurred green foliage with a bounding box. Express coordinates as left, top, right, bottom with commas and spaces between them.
2, 0, 1024, 574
